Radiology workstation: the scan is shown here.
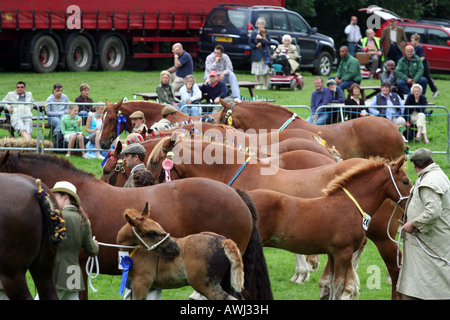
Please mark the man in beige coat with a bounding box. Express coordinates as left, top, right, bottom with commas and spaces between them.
397, 148, 450, 299
380, 18, 407, 65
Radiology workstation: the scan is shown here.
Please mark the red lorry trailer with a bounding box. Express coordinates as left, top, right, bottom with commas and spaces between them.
0, 0, 284, 73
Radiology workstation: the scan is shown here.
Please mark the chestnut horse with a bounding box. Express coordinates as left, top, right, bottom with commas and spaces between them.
217, 100, 405, 160
147, 137, 407, 299
0, 174, 63, 300
0, 151, 272, 300
248, 156, 411, 299
117, 203, 245, 300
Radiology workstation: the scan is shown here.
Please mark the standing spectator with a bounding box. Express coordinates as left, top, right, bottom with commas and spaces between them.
369, 81, 404, 122
344, 16, 362, 57
1, 81, 34, 139
344, 83, 365, 120
405, 84, 429, 144
179, 75, 202, 116
360, 29, 383, 78
85, 104, 106, 159
380, 60, 398, 87
396, 45, 428, 97
199, 70, 233, 104
74, 83, 93, 125
204, 45, 241, 102
45, 83, 69, 135
334, 46, 362, 90
397, 148, 450, 300
306, 77, 332, 125
249, 17, 271, 89
61, 104, 88, 158
166, 43, 194, 93
411, 33, 439, 99
156, 70, 180, 107
380, 18, 407, 65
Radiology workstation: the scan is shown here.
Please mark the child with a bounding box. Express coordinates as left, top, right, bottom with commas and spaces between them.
411, 33, 439, 99
61, 104, 88, 158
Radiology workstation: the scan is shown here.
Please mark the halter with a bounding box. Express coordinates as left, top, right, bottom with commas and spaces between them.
223, 102, 237, 127
132, 227, 171, 251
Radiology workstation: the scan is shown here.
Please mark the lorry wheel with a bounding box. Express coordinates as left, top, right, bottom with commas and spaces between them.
315, 52, 332, 76
66, 35, 93, 72
99, 36, 125, 71
32, 35, 59, 73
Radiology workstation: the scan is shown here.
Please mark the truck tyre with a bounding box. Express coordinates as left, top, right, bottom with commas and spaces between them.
315, 52, 332, 76
99, 36, 126, 71
31, 35, 59, 73
66, 35, 93, 72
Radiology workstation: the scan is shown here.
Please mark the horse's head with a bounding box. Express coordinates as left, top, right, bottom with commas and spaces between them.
100, 142, 129, 186
99, 99, 129, 149
146, 136, 181, 184
121, 203, 180, 258
387, 155, 412, 207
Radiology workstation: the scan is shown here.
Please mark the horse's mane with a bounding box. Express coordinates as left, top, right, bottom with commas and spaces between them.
148, 136, 172, 164
323, 157, 390, 195
238, 102, 294, 115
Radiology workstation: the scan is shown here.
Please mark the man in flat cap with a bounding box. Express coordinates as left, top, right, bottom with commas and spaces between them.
130, 110, 148, 138
397, 148, 450, 300
121, 143, 150, 188
149, 106, 179, 132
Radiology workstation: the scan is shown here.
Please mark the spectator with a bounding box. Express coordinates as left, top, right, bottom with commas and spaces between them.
204, 45, 241, 102
334, 46, 362, 90
404, 84, 429, 144
150, 106, 179, 132
156, 70, 179, 107
380, 18, 407, 65
1, 81, 34, 139
380, 60, 398, 87
360, 29, 383, 78
199, 70, 233, 104
396, 45, 428, 97
45, 83, 69, 135
369, 81, 404, 123
272, 34, 299, 76
344, 83, 365, 120
85, 104, 106, 159
74, 83, 93, 125
61, 104, 88, 158
307, 77, 332, 125
166, 43, 194, 93
344, 16, 362, 57
411, 33, 439, 99
326, 79, 345, 123
249, 17, 271, 89
397, 148, 450, 300
179, 75, 202, 116
129, 111, 148, 138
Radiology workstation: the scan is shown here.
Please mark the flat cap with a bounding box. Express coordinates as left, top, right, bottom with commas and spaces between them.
411, 148, 432, 162
130, 111, 145, 120
162, 106, 179, 116
121, 143, 146, 155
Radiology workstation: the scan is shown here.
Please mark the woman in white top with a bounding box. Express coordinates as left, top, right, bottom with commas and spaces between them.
85, 104, 105, 159
179, 75, 202, 116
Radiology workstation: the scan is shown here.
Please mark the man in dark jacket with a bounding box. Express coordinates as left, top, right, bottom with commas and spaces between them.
200, 70, 233, 104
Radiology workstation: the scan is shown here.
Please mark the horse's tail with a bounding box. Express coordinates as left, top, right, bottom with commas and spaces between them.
35, 179, 66, 245
223, 239, 245, 293
235, 188, 273, 300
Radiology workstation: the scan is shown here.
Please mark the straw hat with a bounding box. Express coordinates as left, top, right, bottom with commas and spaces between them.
51, 181, 81, 206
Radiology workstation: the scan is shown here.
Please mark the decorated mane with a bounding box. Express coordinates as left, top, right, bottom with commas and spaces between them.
323, 157, 391, 196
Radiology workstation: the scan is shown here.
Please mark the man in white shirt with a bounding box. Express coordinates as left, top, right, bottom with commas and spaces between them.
344, 16, 362, 57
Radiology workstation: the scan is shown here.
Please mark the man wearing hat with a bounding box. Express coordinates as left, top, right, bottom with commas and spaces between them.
121, 143, 149, 188
130, 110, 148, 138
149, 105, 179, 132
199, 70, 233, 104
397, 148, 450, 300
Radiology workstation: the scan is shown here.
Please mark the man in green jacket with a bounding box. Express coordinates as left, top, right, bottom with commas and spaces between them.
396, 45, 428, 96
334, 46, 362, 90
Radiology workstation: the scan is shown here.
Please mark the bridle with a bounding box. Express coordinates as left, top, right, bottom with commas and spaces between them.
102, 151, 128, 185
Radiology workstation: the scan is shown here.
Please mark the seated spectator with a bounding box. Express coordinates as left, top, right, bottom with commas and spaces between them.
179, 75, 202, 116
85, 104, 105, 159
150, 106, 179, 132
360, 29, 383, 78
326, 79, 345, 123
129, 111, 148, 138
306, 77, 332, 125
369, 82, 405, 123
396, 45, 427, 97
45, 83, 69, 135
344, 83, 365, 120
1, 81, 34, 139
199, 70, 233, 104
334, 46, 362, 90
405, 84, 429, 144
156, 70, 180, 107
75, 83, 93, 125
61, 104, 88, 158
204, 45, 241, 102
272, 34, 299, 76
380, 60, 398, 88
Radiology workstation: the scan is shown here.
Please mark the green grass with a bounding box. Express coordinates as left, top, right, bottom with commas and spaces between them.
2, 68, 448, 300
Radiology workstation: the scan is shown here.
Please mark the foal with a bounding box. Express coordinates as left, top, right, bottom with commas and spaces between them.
116, 203, 245, 300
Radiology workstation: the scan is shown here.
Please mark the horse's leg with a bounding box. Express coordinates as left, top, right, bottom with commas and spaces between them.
319, 258, 332, 300
0, 272, 33, 300
290, 254, 310, 284
29, 242, 58, 300
306, 254, 320, 271
330, 250, 353, 300
340, 239, 366, 300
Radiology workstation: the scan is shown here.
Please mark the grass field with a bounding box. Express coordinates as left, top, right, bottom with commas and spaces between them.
1, 67, 448, 300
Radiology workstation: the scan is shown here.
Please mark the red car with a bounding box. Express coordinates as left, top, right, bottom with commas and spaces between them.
360, 6, 450, 72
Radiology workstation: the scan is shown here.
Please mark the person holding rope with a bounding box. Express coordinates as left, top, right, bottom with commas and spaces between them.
397, 148, 450, 300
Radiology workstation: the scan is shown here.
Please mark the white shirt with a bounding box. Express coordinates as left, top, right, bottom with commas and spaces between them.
344, 24, 362, 43
390, 28, 397, 43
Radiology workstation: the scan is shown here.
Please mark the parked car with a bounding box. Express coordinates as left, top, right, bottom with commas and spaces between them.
198, 4, 336, 76
360, 6, 450, 72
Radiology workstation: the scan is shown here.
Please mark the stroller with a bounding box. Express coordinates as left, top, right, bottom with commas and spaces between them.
268, 39, 303, 91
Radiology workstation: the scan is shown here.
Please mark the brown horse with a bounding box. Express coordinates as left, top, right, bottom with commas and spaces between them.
0, 151, 272, 300
117, 203, 245, 300
249, 156, 411, 299
217, 100, 405, 160
0, 174, 63, 300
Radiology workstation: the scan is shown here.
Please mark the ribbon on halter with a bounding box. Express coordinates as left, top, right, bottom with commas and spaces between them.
162, 151, 175, 182
279, 113, 297, 131
118, 256, 133, 295
117, 111, 127, 137
342, 187, 371, 231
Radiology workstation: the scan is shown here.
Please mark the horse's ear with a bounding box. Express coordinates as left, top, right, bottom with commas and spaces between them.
105, 99, 110, 105
125, 213, 136, 227
390, 155, 406, 172
115, 141, 122, 154
219, 98, 232, 111
142, 202, 150, 218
